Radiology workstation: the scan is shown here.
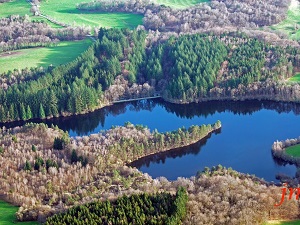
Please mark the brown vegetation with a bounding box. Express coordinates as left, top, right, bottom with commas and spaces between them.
0, 122, 219, 222
0, 123, 298, 223
78, 0, 290, 33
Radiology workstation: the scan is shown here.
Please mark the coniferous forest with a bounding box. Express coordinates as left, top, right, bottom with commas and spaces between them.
1, 28, 300, 123
45, 188, 188, 225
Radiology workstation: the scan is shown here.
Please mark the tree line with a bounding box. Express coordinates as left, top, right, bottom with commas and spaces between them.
77, 0, 290, 33
0, 15, 90, 52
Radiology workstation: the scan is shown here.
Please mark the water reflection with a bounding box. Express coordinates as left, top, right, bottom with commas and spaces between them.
130, 131, 219, 168
2, 99, 300, 181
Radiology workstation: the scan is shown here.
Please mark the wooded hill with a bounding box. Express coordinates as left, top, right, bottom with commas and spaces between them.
1, 29, 300, 123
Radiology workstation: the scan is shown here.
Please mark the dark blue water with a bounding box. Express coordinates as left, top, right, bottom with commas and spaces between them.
3, 100, 300, 181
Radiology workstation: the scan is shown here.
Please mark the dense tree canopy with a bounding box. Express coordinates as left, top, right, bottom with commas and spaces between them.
1, 29, 300, 123
45, 188, 188, 225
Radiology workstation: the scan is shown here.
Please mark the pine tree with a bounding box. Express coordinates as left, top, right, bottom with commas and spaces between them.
24, 161, 32, 171
20, 103, 27, 120
27, 105, 33, 119
71, 149, 78, 163
39, 103, 46, 119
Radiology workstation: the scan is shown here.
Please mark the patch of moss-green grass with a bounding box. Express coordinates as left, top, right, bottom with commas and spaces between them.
286, 144, 300, 157
0, 38, 93, 74
287, 73, 300, 82
0, 200, 39, 225
39, 0, 143, 29
0, 0, 30, 18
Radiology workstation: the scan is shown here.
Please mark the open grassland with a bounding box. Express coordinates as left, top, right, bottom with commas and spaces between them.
155, 0, 208, 8
286, 144, 300, 157
39, 0, 143, 28
0, 201, 39, 225
0, 0, 30, 18
265, 220, 300, 225
272, 0, 300, 40
288, 73, 300, 82
0, 39, 92, 73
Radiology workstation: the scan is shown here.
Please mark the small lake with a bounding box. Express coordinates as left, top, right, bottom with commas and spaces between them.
3, 99, 300, 181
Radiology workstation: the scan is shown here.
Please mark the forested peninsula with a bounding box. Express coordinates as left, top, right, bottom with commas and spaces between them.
0, 122, 220, 221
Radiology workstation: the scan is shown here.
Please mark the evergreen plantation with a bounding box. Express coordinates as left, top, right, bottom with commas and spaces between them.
45, 188, 188, 225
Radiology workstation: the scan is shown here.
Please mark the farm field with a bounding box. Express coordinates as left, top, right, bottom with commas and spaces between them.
286, 144, 300, 157
39, 0, 143, 28
0, 0, 29, 18
0, 39, 93, 73
0, 200, 39, 225
272, 0, 300, 40
0, 0, 62, 28
155, 0, 208, 8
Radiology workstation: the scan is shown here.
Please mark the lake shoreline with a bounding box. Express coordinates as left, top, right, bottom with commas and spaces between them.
128, 127, 221, 168
2, 91, 300, 127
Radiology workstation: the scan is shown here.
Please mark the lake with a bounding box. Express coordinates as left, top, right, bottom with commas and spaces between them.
3, 99, 300, 181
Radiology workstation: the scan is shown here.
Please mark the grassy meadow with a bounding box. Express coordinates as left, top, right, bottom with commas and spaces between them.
0, 200, 39, 225
272, 0, 300, 40
0, 38, 93, 73
155, 0, 208, 8
0, 0, 30, 18
285, 144, 300, 157
39, 0, 143, 28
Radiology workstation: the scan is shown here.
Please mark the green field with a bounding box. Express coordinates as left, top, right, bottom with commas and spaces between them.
1, 0, 142, 29
0, 0, 62, 28
0, 38, 93, 73
272, 0, 300, 40
0, 200, 39, 225
286, 144, 300, 157
155, 0, 209, 8
39, 0, 143, 28
288, 73, 300, 82
0, 0, 30, 18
